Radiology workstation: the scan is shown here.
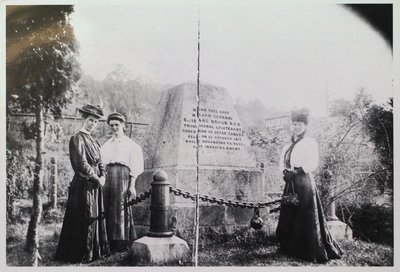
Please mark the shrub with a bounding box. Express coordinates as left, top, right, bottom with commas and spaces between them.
338, 202, 393, 245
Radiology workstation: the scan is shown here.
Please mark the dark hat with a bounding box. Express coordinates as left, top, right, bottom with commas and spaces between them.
291, 108, 309, 124
107, 112, 126, 125
77, 104, 104, 118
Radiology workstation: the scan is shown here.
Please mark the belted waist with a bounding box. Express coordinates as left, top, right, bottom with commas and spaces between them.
106, 162, 129, 168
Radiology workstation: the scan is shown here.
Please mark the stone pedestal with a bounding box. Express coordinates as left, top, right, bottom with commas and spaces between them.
130, 236, 190, 264
327, 220, 353, 241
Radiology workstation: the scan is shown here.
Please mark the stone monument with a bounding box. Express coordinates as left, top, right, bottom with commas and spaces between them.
133, 82, 264, 235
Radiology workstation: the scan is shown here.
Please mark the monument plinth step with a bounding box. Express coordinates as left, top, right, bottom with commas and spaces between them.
130, 235, 190, 264
327, 220, 353, 241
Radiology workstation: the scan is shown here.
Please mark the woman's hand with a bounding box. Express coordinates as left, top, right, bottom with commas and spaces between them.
283, 167, 306, 182
125, 175, 137, 199
283, 169, 296, 181
128, 187, 136, 199
123, 187, 136, 199
98, 176, 106, 187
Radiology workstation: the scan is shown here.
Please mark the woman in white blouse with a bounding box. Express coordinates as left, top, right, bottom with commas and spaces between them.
276, 108, 343, 263
101, 112, 144, 252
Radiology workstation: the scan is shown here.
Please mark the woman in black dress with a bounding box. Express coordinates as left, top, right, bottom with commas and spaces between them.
276, 108, 343, 263
55, 104, 109, 263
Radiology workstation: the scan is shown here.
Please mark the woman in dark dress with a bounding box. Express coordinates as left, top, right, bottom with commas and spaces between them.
55, 104, 109, 263
276, 108, 343, 263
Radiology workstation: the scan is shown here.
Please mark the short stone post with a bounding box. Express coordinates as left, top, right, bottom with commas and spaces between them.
49, 157, 58, 209
130, 170, 190, 264
324, 170, 353, 241
325, 170, 338, 221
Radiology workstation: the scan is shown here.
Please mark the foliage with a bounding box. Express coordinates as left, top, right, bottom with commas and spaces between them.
315, 90, 392, 208
75, 65, 167, 123
6, 5, 81, 115
6, 5, 82, 201
245, 126, 283, 164
338, 202, 393, 245
22, 120, 37, 140
363, 98, 393, 190
314, 115, 377, 207
6, 5, 81, 265
6, 150, 35, 201
244, 126, 286, 193
7, 151, 18, 222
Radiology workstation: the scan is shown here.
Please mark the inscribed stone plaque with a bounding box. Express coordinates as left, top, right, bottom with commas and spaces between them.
144, 82, 255, 168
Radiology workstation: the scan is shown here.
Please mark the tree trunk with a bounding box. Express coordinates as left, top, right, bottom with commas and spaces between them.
6, 174, 16, 222
6, 108, 15, 221
49, 157, 58, 209
25, 96, 44, 266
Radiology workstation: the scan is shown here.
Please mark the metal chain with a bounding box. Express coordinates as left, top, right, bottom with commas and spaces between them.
125, 187, 282, 214
269, 206, 281, 213
125, 188, 152, 207
169, 186, 281, 213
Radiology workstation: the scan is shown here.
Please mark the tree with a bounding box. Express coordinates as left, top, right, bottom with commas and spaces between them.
364, 98, 393, 192
103, 64, 135, 114
6, 5, 80, 265
77, 64, 166, 123
317, 90, 392, 209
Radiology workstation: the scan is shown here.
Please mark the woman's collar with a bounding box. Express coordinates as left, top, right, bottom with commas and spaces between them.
80, 128, 91, 135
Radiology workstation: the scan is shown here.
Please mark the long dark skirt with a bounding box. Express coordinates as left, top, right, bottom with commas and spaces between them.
276, 172, 343, 263
55, 176, 109, 263
103, 164, 137, 251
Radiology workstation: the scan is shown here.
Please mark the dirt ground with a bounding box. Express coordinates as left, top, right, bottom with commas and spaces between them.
6, 199, 393, 267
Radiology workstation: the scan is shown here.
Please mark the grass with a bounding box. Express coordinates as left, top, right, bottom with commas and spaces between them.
6, 199, 394, 267
197, 239, 393, 266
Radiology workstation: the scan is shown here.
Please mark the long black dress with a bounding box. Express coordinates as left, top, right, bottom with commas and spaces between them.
276, 136, 343, 263
55, 131, 109, 263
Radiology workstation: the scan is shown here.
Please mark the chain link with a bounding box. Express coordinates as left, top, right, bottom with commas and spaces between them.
169, 186, 281, 213
125, 188, 152, 207
269, 206, 281, 213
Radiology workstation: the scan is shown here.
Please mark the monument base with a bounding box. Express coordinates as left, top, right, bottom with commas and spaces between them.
327, 220, 353, 241
130, 235, 190, 265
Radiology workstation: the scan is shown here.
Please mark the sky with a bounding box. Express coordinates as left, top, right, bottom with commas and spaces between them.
69, 2, 393, 117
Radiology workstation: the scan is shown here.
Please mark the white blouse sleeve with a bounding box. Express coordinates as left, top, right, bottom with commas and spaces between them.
129, 141, 144, 178
100, 139, 111, 166
279, 144, 290, 173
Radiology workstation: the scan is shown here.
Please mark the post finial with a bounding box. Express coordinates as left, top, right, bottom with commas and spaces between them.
153, 170, 168, 182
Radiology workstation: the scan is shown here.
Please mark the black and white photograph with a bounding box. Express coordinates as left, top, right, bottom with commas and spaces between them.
3, 0, 398, 269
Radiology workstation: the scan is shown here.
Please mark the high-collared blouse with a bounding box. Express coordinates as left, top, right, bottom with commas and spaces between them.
101, 134, 144, 178
279, 136, 319, 174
